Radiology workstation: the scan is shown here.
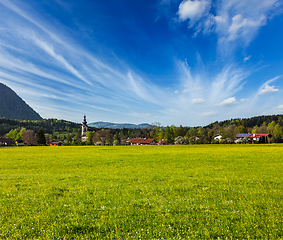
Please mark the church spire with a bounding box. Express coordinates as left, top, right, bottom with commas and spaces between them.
81, 115, 88, 142
83, 114, 87, 126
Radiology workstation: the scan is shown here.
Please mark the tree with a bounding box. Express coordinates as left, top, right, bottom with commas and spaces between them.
86, 131, 94, 145
207, 129, 214, 143
120, 130, 125, 139
164, 126, 175, 144
188, 127, 198, 138
197, 127, 206, 136
258, 122, 268, 133
174, 136, 189, 145
36, 128, 46, 145
23, 130, 36, 145
157, 128, 165, 141
267, 121, 276, 134
272, 124, 283, 143
170, 125, 176, 140
16, 128, 26, 140
71, 138, 78, 146
6, 128, 19, 140
175, 125, 185, 137
223, 124, 237, 140
235, 123, 247, 133
113, 139, 120, 146
251, 125, 259, 134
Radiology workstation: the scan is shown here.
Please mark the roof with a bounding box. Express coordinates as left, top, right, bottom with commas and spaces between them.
236, 133, 252, 138
0, 138, 15, 144
129, 138, 155, 144
249, 133, 270, 138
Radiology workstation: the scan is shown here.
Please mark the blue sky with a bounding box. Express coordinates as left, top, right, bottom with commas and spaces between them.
0, 0, 283, 126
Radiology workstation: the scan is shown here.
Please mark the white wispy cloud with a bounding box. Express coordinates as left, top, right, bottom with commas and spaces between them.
0, 0, 65, 45
177, 0, 211, 26
210, 64, 249, 104
244, 55, 251, 62
227, 14, 266, 41
217, 97, 238, 106
32, 37, 92, 86
192, 98, 205, 104
177, 0, 282, 46
258, 75, 281, 95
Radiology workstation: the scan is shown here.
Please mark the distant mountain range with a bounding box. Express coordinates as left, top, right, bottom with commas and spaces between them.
88, 121, 153, 129
0, 83, 42, 120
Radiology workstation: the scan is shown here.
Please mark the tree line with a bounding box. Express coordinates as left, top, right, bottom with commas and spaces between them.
1, 114, 283, 145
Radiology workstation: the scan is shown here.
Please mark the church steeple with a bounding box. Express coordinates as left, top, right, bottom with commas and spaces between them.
83, 114, 87, 126
81, 115, 88, 142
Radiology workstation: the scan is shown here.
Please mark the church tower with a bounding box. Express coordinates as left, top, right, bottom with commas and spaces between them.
81, 115, 88, 142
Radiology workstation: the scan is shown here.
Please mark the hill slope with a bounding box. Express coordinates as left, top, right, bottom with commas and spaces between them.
0, 83, 42, 120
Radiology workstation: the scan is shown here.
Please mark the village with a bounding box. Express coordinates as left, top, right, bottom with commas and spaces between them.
0, 115, 274, 146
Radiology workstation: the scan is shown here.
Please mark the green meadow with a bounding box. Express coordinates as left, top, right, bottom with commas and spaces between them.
0, 145, 283, 239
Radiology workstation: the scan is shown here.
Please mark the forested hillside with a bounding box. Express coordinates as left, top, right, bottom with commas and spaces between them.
0, 118, 83, 136
208, 114, 283, 129
0, 83, 42, 120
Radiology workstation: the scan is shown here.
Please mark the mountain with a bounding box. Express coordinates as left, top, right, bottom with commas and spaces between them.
88, 121, 152, 129
0, 83, 42, 120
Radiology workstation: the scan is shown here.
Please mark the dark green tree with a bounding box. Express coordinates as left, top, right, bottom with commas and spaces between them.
36, 128, 46, 145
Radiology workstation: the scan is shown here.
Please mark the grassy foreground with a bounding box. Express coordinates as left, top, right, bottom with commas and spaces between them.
0, 145, 283, 239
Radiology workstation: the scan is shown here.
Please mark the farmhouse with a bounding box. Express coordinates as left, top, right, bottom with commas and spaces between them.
158, 139, 166, 145
213, 134, 222, 141
235, 133, 251, 143
0, 138, 15, 146
128, 138, 156, 145
235, 133, 271, 143
249, 133, 271, 143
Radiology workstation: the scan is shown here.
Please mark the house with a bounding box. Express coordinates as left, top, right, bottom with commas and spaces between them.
158, 139, 166, 145
128, 138, 156, 145
0, 138, 15, 146
120, 138, 131, 145
249, 133, 271, 143
213, 134, 222, 141
235, 133, 252, 144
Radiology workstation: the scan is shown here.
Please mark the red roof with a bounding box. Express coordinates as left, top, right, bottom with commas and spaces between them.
129, 138, 155, 144
249, 134, 270, 138
158, 139, 166, 144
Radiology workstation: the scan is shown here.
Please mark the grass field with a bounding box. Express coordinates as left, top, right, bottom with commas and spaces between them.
0, 144, 283, 239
